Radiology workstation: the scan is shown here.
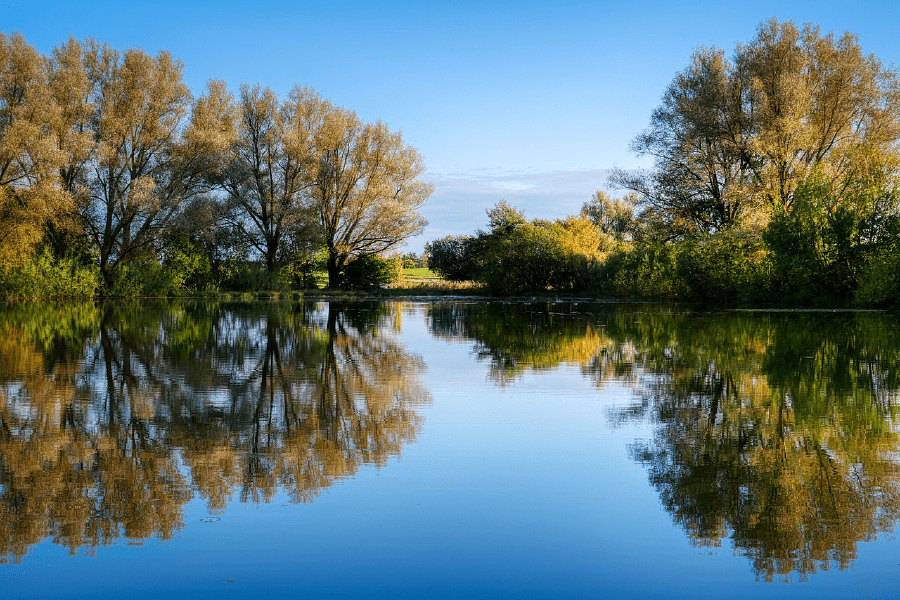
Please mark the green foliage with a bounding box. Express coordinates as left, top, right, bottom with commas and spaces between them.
856, 247, 900, 305
582, 191, 636, 241
764, 203, 829, 303
764, 174, 900, 304
676, 229, 771, 303
599, 243, 686, 299
340, 254, 401, 289
106, 239, 220, 297
478, 220, 589, 294
426, 204, 607, 295
163, 236, 217, 292
105, 256, 169, 297
425, 235, 480, 281
0, 247, 99, 298
485, 200, 527, 232
219, 262, 293, 292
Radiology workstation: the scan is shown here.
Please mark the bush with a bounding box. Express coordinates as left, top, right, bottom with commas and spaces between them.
219, 262, 293, 292
426, 235, 480, 281
599, 243, 686, 299
107, 240, 220, 297
677, 229, 770, 303
341, 254, 401, 289
163, 236, 217, 293
855, 244, 900, 305
762, 176, 898, 304
763, 203, 829, 303
476, 219, 604, 295
0, 247, 100, 298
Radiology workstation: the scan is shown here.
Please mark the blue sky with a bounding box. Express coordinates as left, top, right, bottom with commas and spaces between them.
3, 0, 899, 251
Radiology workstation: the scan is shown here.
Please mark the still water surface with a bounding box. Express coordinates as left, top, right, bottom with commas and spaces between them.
0, 300, 898, 598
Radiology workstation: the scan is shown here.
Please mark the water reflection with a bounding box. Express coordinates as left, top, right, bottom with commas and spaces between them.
0, 301, 430, 562
428, 302, 617, 385
428, 302, 900, 580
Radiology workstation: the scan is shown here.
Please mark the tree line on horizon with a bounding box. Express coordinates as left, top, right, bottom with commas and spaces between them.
427, 19, 900, 305
0, 32, 431, 297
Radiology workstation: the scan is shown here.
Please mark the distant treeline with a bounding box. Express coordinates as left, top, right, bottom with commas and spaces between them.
0, 32, 431, 297
428, 19, 900, 305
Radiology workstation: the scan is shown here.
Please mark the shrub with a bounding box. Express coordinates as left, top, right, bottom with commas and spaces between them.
677, 229, 771, 303
0, 247, 99, 298
479, 221, 592, 295
426, 235, 480, 281
341, 254, 401, 289
855, 244, 900, 305
599, 243, 686, 299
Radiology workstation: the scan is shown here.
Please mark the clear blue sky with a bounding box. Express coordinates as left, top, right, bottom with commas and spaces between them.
3, 0, 899, 251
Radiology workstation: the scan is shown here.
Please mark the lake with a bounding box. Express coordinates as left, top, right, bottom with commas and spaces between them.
0, 300, 898, 599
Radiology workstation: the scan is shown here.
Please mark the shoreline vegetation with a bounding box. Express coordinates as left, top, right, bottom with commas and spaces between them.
424, 19, 900, 309
3, 19, 900, 307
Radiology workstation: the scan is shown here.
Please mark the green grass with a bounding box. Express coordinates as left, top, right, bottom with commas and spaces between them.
308, 268, 440, 287
402, 267, 440, 280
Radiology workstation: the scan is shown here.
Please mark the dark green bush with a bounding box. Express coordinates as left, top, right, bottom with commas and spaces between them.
341, 254, 400, 289
763, 176, 900, 305
478, 222, 583, 295
677, 229, 771, 303
426, 235, 480, 281
599, 243, 685, 299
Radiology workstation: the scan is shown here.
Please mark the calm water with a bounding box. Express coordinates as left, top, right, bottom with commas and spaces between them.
0, 300, 898, 599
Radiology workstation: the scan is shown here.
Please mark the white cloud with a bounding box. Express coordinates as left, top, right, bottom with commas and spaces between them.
401, 167, 614, 253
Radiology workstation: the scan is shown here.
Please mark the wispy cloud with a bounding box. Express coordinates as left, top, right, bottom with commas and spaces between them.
404, 167, 613, 253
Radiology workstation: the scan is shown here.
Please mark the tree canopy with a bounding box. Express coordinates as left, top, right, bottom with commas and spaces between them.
0, 31, 431, 295
611, 19, 900, 236
308, 109, 431, 287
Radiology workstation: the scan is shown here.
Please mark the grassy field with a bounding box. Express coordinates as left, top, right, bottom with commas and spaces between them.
213, 267, 482, 299
402, 267, 441, 281
308, 267, 441, 287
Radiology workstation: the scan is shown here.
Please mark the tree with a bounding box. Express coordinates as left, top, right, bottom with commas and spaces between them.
611, 19, 900, 234
764, 157, 900, 302
307, 107, 431, 287
0, 32, 75, 268
581, 190, 636, 241
220, 84, 322, 273
426, 234, 479, 281
60, 40, 231, 288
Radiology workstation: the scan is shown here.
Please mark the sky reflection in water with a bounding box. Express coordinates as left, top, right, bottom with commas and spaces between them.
0, 300, 898, 599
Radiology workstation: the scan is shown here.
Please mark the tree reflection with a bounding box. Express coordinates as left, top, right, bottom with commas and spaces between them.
428, 303, 900, 580
427, 302, 618, 385
620, 313, 900, 581
0, 300, 430, 562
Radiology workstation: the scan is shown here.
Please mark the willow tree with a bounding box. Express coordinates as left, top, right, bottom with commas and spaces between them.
54, 40, 233, 287
0, 32, 76, 267
220, 84, 323, 273
307, 108, 431, 287
611, 19, 900, 234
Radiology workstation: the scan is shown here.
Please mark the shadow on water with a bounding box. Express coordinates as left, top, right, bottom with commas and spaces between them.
427, 301, 900, 581
0, 300, 430, 563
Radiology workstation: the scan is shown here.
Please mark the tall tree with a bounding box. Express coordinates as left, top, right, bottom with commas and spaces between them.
63, 40, 230, 287
581, 190, 636, 241
220, 84, 321, 273
0, 32, 75, 267
307, 107, 431, 287
611, 19, 900, 234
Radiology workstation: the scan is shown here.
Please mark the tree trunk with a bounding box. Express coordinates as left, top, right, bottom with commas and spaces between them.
326, 252, 343, 288
100, 254, 113, 292
266, 250, 278, 274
